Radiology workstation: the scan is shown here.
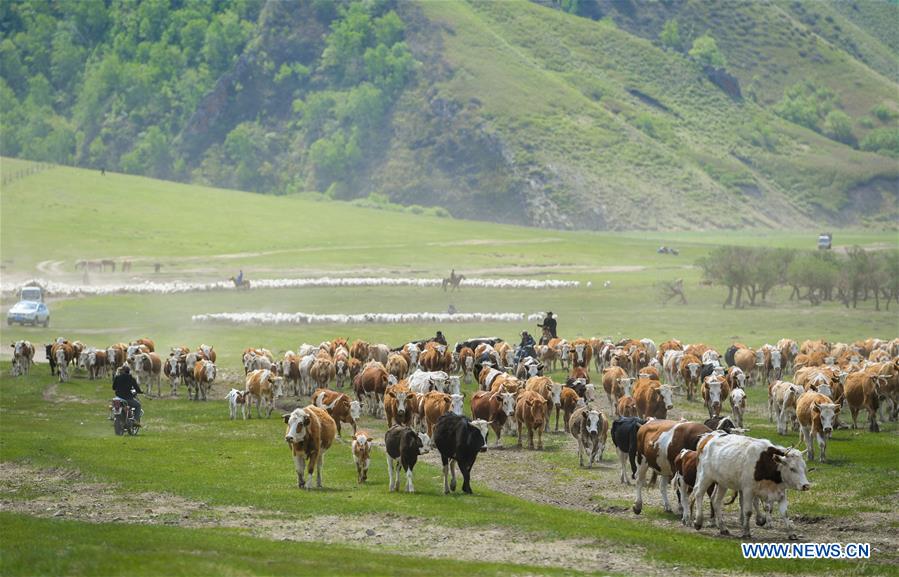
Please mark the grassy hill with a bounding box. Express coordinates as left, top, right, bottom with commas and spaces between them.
1, 0, 897, 231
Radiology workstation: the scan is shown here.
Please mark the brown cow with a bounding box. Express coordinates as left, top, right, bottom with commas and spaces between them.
349, 340, 370, 362
281, 352, 301, 395
310, 356, 335, 389
679, 354, 702, 401
701, 376, 731, 419
131, 352, 162, 395
602, 366, 628, 411
312, 388, 361, 436
386, 353, 409, 382
796, 391, 840, 462
633, 378, 676, 419
471, 389, 516, 448
283, 405, 337, 489
569, 338, 593, 369
515, 390, 548, 450
355, 362, 389, 417
844, 371, 882, 432
557, 387, 580, 433
132, 338, 155, 353
244, 369, 282, 418
633, 419, 711, 514
384, 385, 416, 428
569, 405, 608, 467
351, 430, 373, 483
616, 395, 638, 417
192, 359, 216, 401
422, 391, 453, 439
51, 342, 75, 382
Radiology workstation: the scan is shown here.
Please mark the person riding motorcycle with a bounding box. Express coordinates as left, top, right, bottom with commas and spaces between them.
515, 331, 537, 363
537, 311, 557, 345
112, 365, 143, 426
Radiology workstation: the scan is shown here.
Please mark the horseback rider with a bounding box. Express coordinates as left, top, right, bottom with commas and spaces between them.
236, 269, 244, 285
433, 331, 447, 346
515, 330, 537, 363
537, 311, 557, 345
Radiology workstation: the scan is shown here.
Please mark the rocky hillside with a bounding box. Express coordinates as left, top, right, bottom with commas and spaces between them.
2, 0, 897, 230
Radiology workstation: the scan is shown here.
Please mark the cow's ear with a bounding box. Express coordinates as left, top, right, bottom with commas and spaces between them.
833, 405, 841, 414
282, 414, 291, 423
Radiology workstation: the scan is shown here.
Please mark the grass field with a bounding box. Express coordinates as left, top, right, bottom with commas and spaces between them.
1, 161, 898, 576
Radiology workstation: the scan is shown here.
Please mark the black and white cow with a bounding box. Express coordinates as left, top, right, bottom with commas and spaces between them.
433, 413, 490, 495
611, 416, 644, 485
385, 425, 430, 493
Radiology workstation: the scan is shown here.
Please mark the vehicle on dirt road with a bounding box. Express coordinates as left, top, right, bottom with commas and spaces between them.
6, 286, 49, 327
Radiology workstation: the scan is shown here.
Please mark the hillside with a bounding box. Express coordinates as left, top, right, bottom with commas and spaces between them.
1, 0, 897, 230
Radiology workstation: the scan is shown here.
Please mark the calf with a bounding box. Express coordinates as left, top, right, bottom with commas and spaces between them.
796, 391, 840, 462
351, 430, 373, 483
225, 388, 247, 420
470, 390, 516, 448
569, 406, 608, 467
283, 406, 337, 490
556, 387, 580, 433
10, 340, 35, 376
692, 433, 809, 539
611, 416, 644, 485
433, 413, 490, 494
385, 426, 430, 492
515, 390, 548, 450
616, 395, 638, 417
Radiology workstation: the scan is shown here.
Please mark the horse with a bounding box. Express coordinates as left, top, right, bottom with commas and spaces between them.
442, 273, 465, 292
230, 276, 250, 289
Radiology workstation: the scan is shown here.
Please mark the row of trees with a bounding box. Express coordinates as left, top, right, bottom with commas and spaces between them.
698, 246, 899, 311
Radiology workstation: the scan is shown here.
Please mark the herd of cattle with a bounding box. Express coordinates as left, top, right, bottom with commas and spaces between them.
8, 334, 899, 538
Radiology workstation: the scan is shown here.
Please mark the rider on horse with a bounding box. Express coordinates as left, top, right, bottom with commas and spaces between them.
537, 311, 557, 345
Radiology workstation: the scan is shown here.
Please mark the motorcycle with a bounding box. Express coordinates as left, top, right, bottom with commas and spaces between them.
108, 396, 140, 436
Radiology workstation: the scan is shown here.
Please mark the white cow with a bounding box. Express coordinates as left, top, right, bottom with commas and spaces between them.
407, 370, 449, 394
692, 433, 810, 539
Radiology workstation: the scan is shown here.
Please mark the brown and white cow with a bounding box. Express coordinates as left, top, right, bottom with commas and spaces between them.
633, 419, 710, 515
190, 359, 216, 401
130, 352, 162, 395
310, 355, 335, 389
515, 390, 548, 450
616, 395, 638, 417
351, 430, 373, 483
602, 366, 629, 412
354, 362, 389, 417
796, 391, 840, 462
768, 380, 804, 435
729, 387, 747, 428
281, 352, 301, 395
283, 405, 337, 489
679, 354, 702, 401
86, 348, 108, 381
51, 341, 75, 382
422, 391, 453, 440
569, 339, 593, 369
244, 369, 282, 418
458, 346, 476, 384
569, 406, 608, 467
386, 353, 409, 382
349, 340, 370, 363
384, 385, 416, 428
632, 378, 675, 420
701, 375, 731, 419
470, 390, 516, 448
10, 340, 35, 376
312, 388, 361, 436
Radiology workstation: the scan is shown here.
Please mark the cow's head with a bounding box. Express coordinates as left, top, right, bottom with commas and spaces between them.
449, 376, 461, 395
770, 350, 782, 369
658, 384, 675, 410
550, 382, 563, 407
464, 355, 474, 370
585, 410, 601, 434
560, 343, 570, 359
732, 367, 745, 387
687, 363, 700, 378
450, 393, 464, 415
352, 433, 372, 460
417, 432, 431, 454
500, 392, 516, 416
226, 389, 247, 405
347, 399, 361, 419
284, 408, 310, 443
54, 346, 67, 365
394, 391, 409, 415
584, 383, 597, 402
705, 378, 723, 414
618, 377, 634, 397
815, 383, 833, 399
203, 360, 216, 382
730, 387, 746, 409
773, 448, 810, 491
814, 401, 840, 436
574, 344, 586, 363
469, 419, 491, 452
270, 374, 284, 398
78, 350, 90, 369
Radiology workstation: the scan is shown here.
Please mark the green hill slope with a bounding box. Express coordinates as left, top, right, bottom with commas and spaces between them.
1, 0, 896, 230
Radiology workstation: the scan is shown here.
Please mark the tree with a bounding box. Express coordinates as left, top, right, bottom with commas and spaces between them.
824, 110, 856, 146
689, 33, 726, 68
659, 19, 682, 52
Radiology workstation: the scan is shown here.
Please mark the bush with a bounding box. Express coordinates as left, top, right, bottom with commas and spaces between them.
824, 110, 856, 146
689, 34, 726, 68
860, 127, 899, 156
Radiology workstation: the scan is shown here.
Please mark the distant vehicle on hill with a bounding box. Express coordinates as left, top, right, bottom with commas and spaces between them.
817, 232, 833, 250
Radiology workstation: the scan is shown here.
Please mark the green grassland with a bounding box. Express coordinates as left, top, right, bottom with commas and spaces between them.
1, 163, 898, 575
